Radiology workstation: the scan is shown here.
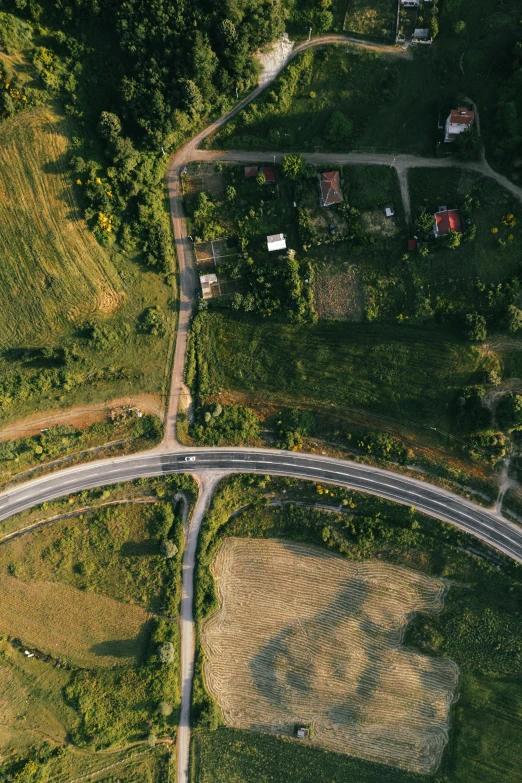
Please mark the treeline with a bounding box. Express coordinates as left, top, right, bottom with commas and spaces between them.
495, 37, 522, 166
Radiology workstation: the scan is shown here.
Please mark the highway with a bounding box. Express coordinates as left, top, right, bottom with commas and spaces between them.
1, 447, 522, 564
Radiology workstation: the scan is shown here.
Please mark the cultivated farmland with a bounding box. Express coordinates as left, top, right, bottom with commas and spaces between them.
0, 108, 123, 348
0, 574, 150, 667
202, 539, 458, 774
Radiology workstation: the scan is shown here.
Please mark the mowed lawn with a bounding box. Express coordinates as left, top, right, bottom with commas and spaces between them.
0, 574, 151, 667
196, 313, 482, 429
211, 46, 444, 155
0, 108, 123, 348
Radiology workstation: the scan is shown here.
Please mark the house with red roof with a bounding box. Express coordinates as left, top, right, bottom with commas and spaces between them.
433, 208, 462, 237
444, 107, 474, 143
244, 166, 276, 183
319, 171, 344, 207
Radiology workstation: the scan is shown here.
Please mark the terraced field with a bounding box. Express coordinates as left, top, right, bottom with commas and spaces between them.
202, 539, 459, 774
0, 107, 123, 348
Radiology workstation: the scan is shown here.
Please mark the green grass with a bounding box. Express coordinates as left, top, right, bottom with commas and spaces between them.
408, 167, 522, 292
343, 0, 397, 39
210, 46, 445, 156
192, 474, 522, 783
192, 310, 483, 431
192, 727, 424, 783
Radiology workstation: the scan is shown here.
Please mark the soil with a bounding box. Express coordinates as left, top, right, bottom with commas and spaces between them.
0, 394, 164, 443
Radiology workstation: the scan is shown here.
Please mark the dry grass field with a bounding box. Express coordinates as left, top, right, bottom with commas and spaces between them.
0, 575, 151, 667
202, 539, 459, 775
0, 107, 123, 348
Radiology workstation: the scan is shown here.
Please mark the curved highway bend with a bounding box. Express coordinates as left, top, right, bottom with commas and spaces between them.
1, 448, 521, 563
3, 34, 522, 783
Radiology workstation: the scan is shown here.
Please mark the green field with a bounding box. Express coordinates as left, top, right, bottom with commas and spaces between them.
191, 310, 482, 430
0, 475, 196, 775
0, 16, 175, 424
210, 46, 444, 155
191, 474, 522, 783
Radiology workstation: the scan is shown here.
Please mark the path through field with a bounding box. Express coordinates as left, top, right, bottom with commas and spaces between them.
203, 538, 458, 774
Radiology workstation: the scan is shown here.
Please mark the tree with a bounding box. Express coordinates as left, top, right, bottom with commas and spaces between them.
226, 185, 236, 201
326, 110, 353, 146
256, 171, 266, 185
454, 20, 466, 33
465, 312, 487, 342
160, 539, 178, 559
497, 393, 522, 430
158, 641, 175, 664
444, 230, 462, 249
282, 154, 306, 180
98, 111, 122, 142
180, 78, 204, 116
0, 90, 15, 118
140, 306, 166, 337
417, 210, 435, 233
158, 701, 173, 717
507, 304, 522, 334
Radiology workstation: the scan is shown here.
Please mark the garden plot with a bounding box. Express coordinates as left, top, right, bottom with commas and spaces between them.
361, 209, 399, 237
182, 163, 226, 198
203, 539, 458, 775
195, 238, 245, 298
343, 0, 398, 39
314, 263, 363, 320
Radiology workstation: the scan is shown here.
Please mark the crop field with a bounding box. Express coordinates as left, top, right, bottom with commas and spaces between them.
203, 539, 458, 774
0, 108, 123, 348
193, 311, 483, 431
0, 574, 150, 667
343, 0, 397, 39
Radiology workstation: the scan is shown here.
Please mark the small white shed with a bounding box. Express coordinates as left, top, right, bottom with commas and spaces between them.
267, 233, 287, 252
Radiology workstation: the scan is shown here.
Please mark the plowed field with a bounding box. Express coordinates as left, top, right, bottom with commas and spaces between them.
202, 539, 459, 774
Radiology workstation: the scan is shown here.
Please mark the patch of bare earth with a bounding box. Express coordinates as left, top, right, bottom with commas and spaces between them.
314, 264, 363, 320
0, 394, 163, 442
203, 539, 458, 775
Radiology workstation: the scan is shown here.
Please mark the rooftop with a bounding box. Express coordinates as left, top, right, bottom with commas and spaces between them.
434, 208, 462, 236
320, 171, 343, 207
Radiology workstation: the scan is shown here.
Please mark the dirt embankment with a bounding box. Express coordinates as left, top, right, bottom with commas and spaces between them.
0, 394, 164, 443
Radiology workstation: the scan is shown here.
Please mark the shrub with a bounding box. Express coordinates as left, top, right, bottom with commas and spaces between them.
158, 641, 175, 665
160, 539, 179, 559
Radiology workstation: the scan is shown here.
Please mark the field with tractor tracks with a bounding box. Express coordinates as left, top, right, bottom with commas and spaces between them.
202, 538, 459, 774
0, 107, 123, 348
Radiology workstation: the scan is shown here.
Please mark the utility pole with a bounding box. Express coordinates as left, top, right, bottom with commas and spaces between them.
308, 26, 312, 41
236, 86, 238, 99
390, 156, 396, 169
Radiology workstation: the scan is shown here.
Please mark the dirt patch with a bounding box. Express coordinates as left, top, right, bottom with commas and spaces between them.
203, 539, 458, 775
0, 394, 164, 442
314, 264, 363, 320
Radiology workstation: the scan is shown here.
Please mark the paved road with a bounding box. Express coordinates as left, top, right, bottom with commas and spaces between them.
1, 447, 522, 563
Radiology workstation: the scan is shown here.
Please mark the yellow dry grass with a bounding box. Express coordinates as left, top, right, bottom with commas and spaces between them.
203, 539, 459, 775
0, 574, 150, 667
0, 107, 123, 348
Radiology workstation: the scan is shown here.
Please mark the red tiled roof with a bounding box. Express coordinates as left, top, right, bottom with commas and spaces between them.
320, 171, 343, 207
408, 238, 417, 251
435, 209, 462, 236
244, 166, 259, 178
260, 166, 275, 182
449, 107, 474, 127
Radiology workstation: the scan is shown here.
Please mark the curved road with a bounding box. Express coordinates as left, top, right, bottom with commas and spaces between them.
1, 447, 521, 562
3, 34, 522, 783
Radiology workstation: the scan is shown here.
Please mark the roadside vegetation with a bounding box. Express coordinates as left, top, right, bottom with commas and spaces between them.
0, 473, 196, 779
191, 473, 522, 783
0, 413, 162, 489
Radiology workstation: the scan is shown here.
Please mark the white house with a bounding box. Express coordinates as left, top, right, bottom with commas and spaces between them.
267, 233, 287, 252
401, 0, 420, 6
199, 273, 218, 299
444, 107, 474, 143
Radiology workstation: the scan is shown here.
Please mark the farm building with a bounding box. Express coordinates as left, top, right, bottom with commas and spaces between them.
267, 233, 287, 252
412, 28, 430, 40
319, 171, 344, 207
200, 273, 219, 299
444, 107, 474, 143
433, 208, 462, 237
297, 727, 310, 739
244, 165, 276, 183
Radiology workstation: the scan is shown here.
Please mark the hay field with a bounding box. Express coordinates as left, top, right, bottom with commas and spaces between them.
202, 539, 459, 775
0, 575, 150, 667
0, 108, 123, 348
